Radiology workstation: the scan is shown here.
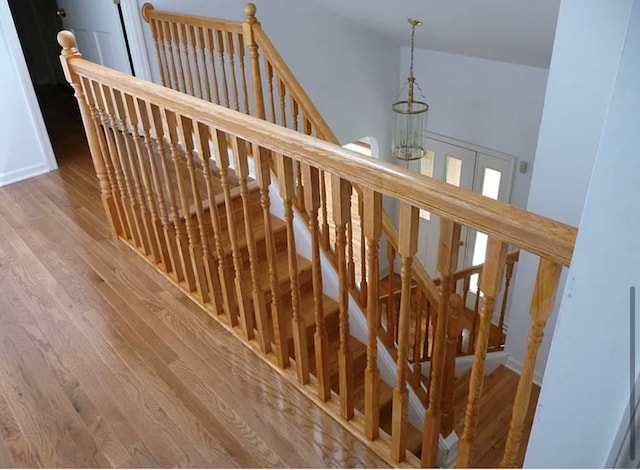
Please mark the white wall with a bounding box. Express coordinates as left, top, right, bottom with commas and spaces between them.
131, 0, 399, 158
0, 0, 56, 186
505, 0, 634, 381
525, 0, 640, 465
399, 47, 549, 209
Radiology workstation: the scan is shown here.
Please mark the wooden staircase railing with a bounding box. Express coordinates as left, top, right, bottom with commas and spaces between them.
59, 5, 577, 467
141, 1, 435, 413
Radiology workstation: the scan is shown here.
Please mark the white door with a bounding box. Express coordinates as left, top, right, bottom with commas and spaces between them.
416, 138, 477, 276
57, 0, 132, 74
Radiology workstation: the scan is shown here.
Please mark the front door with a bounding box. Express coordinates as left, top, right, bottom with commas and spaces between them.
57, 0, 132, 74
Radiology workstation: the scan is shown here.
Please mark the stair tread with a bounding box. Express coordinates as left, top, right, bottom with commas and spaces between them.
257, 250, 312, 295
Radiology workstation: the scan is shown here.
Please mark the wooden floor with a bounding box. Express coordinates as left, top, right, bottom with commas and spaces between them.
0, 86, 386, 467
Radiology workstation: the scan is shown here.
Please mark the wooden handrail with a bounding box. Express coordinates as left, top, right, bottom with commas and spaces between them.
66, 56, 577, 267
142, 3, 243, 34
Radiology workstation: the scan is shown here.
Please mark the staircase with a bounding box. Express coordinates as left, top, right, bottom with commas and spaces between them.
57, 4, 578, 467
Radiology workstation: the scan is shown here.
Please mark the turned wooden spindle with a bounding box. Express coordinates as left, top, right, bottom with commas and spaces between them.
211, 129, 251, 331
235, 33, 249, 114
215, 30, 231, 108
386, 242, 396, 346
358, 194, 368, 306
319, 169, 330, 250
142, 5, 172, 89
276, 152, 309, 384
232, 136, 268, 347
302, 163, 330, 401
422, 218, 461, 467
500, 258, 561, 468
204, 29, 221, 104
456, 237, 508, 468
195, 27, 212, 102
391, 203, 419, 462
363, 187, 382, 439
243, 3, 265, 120
175, 116, 213, 305
332, 175, 354, 419
164, 22, 183, 92
499, 252, 519, 333
223, 30, 240, 111
277, 79, 287, 128
178, 24, 195, 96
186, 25, 203, 99
266, 61, 276, 123
254, 143, 288, 367
441, 293, 463, 437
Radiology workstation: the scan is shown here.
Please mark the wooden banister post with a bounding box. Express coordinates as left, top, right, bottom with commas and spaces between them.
499, 258, 562, 468
333, 175, 355, 419
457, 237, 508, 468
391, 202, 419, 462
243, 3, 265, 120
363, 187, 382, 439
441, 293, 463, 437
421, 218, 461, 467
57, 31, 122, 237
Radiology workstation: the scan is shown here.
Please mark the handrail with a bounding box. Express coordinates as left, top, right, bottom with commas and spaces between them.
142, 4, 243, 33
68, 56, 577, 266
451, 250, 520, 282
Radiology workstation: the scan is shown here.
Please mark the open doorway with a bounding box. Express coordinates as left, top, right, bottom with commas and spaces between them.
6, 0, 134, 165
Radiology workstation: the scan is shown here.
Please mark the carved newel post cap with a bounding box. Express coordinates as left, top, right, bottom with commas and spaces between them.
57, 30, 78, 54
244, 3, 257, 19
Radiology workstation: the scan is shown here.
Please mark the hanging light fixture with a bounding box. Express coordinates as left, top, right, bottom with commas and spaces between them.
392, 18, 429, 161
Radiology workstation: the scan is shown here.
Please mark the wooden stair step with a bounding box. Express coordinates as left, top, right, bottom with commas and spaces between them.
257, 252, 313, 302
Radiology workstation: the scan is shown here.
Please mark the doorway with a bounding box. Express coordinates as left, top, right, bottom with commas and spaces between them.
6, 0, 133, 164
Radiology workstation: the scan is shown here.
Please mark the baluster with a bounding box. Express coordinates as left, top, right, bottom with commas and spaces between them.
301, 163, 330, 401
97, 83, 146, 252
242, 5, 265, 120
57, 35, 122, 237
133, 97, 177, 276
441, 293, 463, 437
211, 129, 250, 330
168, 22, 186, 92
471, 271, 483, 350
79, 76, 128, 240
196, 27, 212, 102
179, 24, 195, 96
423, 300, 431, 359
277, 79, 287, 128
347, 214, 356, 288
332, 176, 354, 418
174, 115, 213, 304
232, 135, 269, 345
266, 61, 276, 123
500, 258, 561, 468
225, 31, 240, 111
146, 14, 172, 89
110, 87, 157, 258
411, 288, 424, 388
193, 123, 232, 317
456, 237, 508, 468
499, 255, 517, 333
122, 93, 165, 266
391, 203, 419, 462
147, 103, 186, 282
363, 187, 382, 438
161, 109, 199, 292
236, 33, 250, 114
253, 144, 288, 367
358, 194, 367, 306
421, 218, 461, 467
386, 242, 396, 346
319, 169, 330, 250
186, 25, 203, 99
214, 30, 230, 107
275, 152, 309, 384
205, 29, 221, 105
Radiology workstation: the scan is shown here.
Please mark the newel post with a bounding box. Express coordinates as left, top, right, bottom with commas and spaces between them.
57, 31, 121, 237
243, 3, 265, 120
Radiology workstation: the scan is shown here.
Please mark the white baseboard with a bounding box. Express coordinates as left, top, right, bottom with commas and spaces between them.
0, 162, 51, 187
504, 355, 544, 386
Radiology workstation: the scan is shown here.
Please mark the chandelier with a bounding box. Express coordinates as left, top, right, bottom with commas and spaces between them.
392, 18, 429, 161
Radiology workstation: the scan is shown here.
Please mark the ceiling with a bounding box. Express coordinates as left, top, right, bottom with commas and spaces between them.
310, 0, 561, 68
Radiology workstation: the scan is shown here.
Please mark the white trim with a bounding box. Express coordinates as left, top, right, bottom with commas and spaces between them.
0, 0, 57, 172
0, 162, 51, 187
505, 354, 544, 386
120, 0, 153, 81
427, 131, 518, 165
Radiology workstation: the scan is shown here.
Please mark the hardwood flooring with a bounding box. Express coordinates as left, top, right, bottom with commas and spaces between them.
0, 88, 386, 467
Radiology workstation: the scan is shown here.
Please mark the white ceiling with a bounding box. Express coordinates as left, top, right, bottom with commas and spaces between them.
310, 0, 561, 68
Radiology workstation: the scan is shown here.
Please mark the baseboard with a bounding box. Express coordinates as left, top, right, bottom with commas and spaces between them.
504, 355, 544, 386
0, 162, 51, 187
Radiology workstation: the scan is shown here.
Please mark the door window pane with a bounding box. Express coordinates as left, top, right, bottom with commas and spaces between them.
445, 156, 463, 187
